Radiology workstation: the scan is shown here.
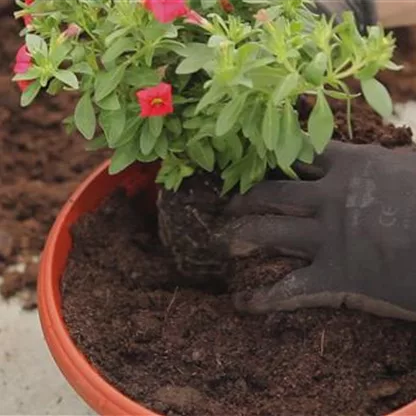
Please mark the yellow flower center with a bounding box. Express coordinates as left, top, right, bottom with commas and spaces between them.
151, 97, 164, 106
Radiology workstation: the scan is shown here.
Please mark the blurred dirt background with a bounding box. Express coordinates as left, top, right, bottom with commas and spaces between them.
0, 0, 107, 307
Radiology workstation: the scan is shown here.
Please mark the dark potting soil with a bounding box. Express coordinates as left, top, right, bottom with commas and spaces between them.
63, 102, 416, 416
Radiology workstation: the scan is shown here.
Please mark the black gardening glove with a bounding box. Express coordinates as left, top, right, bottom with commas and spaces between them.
314, 0, 376, 34
216, 141, 416, 321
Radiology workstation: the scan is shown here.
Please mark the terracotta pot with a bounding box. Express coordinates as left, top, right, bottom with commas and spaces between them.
38, 160, 161, 416
38, 160, 416, 416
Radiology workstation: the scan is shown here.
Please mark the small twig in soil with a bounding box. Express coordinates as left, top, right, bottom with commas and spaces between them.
175, 366, 185, 375
165, 286, 179, 320
190, 208, 210, 232
184, 234, 199, 247
320, 329, 326, 357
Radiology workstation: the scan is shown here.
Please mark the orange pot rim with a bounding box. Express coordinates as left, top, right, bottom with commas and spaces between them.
38, 160, 161, 416
37, 160, 416, 416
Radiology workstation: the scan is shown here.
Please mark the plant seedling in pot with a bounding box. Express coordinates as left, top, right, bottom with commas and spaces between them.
13, 0, 398, 284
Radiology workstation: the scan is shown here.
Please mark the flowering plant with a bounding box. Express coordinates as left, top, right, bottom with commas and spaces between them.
13, 0, 398, 193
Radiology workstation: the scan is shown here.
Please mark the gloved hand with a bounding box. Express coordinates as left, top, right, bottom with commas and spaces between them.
215, 141, 416, 321
314, 0, 376, 34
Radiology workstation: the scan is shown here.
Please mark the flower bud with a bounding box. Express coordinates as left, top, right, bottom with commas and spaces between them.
254, 9, 270, 24
64, 23, 82, 38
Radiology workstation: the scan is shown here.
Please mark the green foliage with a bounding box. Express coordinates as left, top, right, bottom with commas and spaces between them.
14, 0, 399, 193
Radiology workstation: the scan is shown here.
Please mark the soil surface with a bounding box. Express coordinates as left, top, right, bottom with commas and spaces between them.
63, 103, 416, 416
64, 190, 416, 416
0, 3, 107, 304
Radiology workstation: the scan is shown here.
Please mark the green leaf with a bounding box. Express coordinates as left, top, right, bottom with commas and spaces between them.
221, 160, 244, 195
272, 73, 299, 105
308, 91, 334, 154
140, 120, 158, 155
248, 66, 285, 90
25, 34, 48, 57
109, 117, 142, 149
155, 133, 169, 158
96, 92, 120, 110
69, 62, 93, 75
85, 135, 107, 151
187, 122, 215, 145
242, 100, 261, 138
187, 139, 215, 172
124, 67, 160, 88
94, 65, 126, 102
74, 94, 96, 140
183, 117, 204, 130
215, 93, 248, 136
176, 56, 213, 74
105, 28, 129, 47
276, 102, 303, 168
303, 52, 327, 85
156, 160, 188, 191
102, 37, 135, 65
46, 79, 63, 96
262, 101, 281, 151
356, 62, 380, 81
195, 83, 226, 114
240, 148, 267, 194
201, 0, 217, 8
175, 45, 214, 74
226, 133, 244, 162
20, 80, 41, 107
149, 116, 164, 137
298, 136, 315, 164
385, 60, 403, 71
12, 67, 41, 81
361, 78, 393, 118
165, 117, 182, 137
137, 149, 159, 163
99, 108, 126, 147
324, 89, 360, 100
49, 43, 72, 67
54, 70, 79, 89
109, 140, 137, 175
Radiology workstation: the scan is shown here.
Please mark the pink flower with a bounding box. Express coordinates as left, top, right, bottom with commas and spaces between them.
184, 9, 207, 26
142, 0, 189, 23
23, 0, 34, 27
14, 45, 31, 74
136, 82, 174, 117
13, 45, 33, 92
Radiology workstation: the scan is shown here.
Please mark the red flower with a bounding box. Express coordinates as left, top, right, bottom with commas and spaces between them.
136, 83, 174, 117
23, 0, 34, 27
13, 45, 33, 92
219, 0, 234, 13
142, 0, 189, 23
16, 79, 32, 92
